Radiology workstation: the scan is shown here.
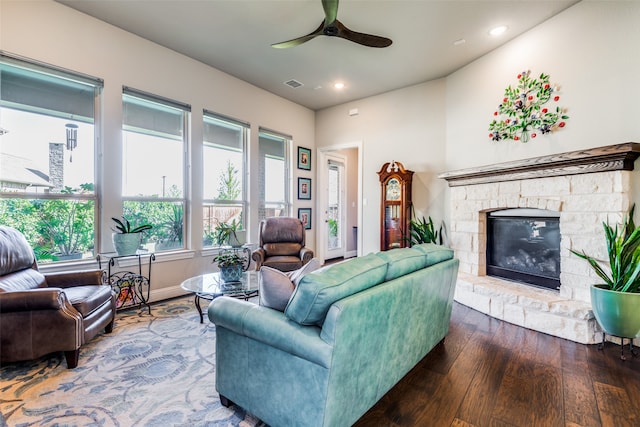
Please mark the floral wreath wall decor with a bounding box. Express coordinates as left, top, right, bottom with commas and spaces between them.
488, 70, 569, 143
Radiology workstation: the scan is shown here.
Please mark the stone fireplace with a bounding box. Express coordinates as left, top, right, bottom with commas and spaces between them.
439, 143, 640, 344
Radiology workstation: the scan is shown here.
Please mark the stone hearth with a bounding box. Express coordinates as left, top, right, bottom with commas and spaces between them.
439, 143, 640, 344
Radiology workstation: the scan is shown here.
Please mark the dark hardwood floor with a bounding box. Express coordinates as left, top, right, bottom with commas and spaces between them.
354, 302, 640, 427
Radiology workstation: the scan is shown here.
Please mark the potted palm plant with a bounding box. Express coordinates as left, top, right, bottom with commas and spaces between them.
408, 215, 443, 245
213, 251, 245, 283
112, 216, 153, 256
571, 205, 640, 339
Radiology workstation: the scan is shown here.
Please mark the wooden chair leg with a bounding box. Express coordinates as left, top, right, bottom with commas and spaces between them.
105, 319, 115, 334
64, 349, 79, 369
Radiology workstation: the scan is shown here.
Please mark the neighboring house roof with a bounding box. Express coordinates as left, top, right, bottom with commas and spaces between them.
0, 152, 52, 188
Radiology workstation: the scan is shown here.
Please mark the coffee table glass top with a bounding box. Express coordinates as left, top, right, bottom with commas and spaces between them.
180, 271, 257, 297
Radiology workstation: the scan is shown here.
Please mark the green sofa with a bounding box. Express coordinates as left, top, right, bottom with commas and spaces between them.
208, 243, 459, 427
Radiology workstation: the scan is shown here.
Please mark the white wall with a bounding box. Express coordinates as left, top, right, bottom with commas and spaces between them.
446, 0, 640, 171
315, 80, 447, 255
0, 0, 315, 299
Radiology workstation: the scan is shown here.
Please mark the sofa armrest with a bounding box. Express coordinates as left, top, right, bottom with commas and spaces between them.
300, 247, 314, 265
45, 269, 105, 288
209, 297, 332, 368
0, 288, 67, 312
251, 248, 266, 271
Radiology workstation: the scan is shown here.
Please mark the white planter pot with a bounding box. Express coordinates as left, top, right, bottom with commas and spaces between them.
228, 230, 246, 248
112, 233, 141, 256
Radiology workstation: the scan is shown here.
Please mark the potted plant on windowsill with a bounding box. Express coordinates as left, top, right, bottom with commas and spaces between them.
213, 251, 245, 283
213, 219, 245, 248
112, 217, 153, 256
571, 205, 640, 342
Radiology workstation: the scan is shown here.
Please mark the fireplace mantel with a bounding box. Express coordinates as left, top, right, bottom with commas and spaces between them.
439, 142, 640, 187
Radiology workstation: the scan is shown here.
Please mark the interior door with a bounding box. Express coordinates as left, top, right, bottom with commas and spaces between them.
325, 154, 346, 260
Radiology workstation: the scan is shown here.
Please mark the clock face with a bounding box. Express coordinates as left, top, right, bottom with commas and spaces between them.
386, 178, 401, 201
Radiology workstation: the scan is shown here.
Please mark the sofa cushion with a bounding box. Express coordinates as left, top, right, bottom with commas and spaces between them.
0, 268, 47, 292
259, 259, 322, 312
63, 285, 113, 317
0, 226, 35, 277
259, 267, 295, 311
262, 255, 303, 271
374, 247, 428, 281
289, 258, 322, 286
412, 243, 454, 266
285, 253, 388, 326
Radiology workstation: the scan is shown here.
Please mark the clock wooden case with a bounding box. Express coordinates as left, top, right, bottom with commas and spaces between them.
377, 161, 414, 251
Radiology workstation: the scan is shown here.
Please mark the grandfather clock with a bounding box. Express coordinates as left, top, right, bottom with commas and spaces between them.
378, 161, 413, 251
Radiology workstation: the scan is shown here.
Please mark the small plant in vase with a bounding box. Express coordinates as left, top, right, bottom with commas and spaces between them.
112, 217, 153, 256
213, 251, 245, 283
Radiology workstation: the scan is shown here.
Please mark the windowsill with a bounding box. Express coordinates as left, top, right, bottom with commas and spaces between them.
38, 250, 197, 273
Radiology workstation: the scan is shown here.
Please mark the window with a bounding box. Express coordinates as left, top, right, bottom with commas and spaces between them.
202, 112, 248, 246
258, 129, 290, 220
0, 54, 102, 263
122, 88, 189, 252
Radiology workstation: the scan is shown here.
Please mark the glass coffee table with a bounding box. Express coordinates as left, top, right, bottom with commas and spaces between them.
180, 271, 258, 323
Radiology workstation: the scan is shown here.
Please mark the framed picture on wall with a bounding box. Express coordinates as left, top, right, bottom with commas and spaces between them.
298, 208, 312, 230
297, 146, 311, 171
298, 177, 311, 200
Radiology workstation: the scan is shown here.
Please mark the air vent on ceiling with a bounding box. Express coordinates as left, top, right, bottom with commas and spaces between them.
284, 79, 304, 89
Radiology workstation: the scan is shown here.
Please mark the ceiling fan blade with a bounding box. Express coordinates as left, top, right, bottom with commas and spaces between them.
335, 20, 392, 48
271, 21, 325, 49
322, 0, 339, 25
271, 0, 392, 49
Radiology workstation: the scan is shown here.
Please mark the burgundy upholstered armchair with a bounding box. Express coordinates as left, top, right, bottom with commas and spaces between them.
0, 226, 116, 368
251, 217, 314, 272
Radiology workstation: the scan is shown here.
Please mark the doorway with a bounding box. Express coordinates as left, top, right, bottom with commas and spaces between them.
325, 155, 346, 260
316, 142, 362, 264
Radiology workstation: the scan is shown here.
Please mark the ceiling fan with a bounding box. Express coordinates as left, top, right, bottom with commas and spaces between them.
271, 0, 392, 49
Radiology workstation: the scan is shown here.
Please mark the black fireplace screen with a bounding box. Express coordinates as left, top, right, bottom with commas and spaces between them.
486, 211, 560, 290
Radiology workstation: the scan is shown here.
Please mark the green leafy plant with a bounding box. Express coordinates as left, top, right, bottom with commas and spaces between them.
327, 218, 338, 238
217, 160, 241, 200
409, 216, 442, 245
111, 216, 153, 234
571, 205, 640, 293
213, 251, 245, 268
159, 204, 184, 244
37, 184, 95, 258
213, 218, 242, 246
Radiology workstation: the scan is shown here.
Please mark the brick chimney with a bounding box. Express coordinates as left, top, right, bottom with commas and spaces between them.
49, 142, 64, 192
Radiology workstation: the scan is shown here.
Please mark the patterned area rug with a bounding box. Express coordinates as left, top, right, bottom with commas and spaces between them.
0, 297, 265, 427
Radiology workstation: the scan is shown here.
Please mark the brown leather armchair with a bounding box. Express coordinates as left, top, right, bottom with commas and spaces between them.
252, 217, 314, 272
0, 226, 116, 368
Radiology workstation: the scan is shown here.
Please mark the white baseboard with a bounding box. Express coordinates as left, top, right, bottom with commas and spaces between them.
149, 285, 190, 303
344, 250, 357, 259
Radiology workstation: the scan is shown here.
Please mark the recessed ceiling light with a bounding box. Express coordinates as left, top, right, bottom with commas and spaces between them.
334, 82, 345, 90
453, 38, 466, 46
489, 25, 508, 37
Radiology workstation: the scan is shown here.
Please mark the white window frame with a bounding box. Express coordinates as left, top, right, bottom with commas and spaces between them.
202, 111, 249, 247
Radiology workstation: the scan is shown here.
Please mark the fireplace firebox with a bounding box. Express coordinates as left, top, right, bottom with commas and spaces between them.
486, 209, 560, 290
